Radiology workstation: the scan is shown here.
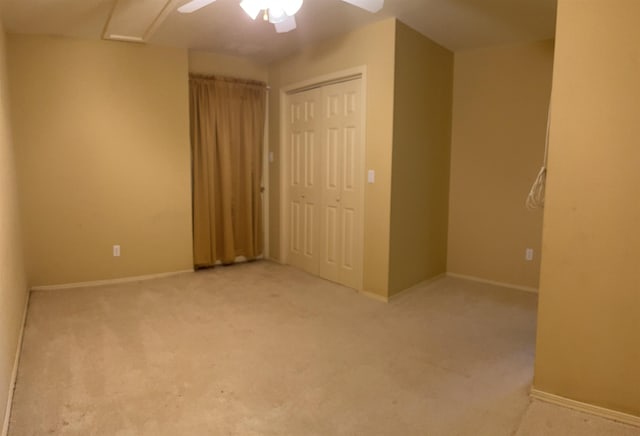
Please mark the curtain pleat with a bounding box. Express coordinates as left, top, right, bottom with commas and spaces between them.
189, 75, 267, 268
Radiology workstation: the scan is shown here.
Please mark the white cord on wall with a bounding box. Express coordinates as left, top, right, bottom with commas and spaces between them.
526, 103, 551, 209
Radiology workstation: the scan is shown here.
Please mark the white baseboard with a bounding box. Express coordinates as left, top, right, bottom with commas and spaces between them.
446, 272, 538, 293
388, 273, 447, 302
359, 273, 447, 304
531, 388, 640, 428
30, 269, 194, 291
358, 289, 389, 303
2, 290, 30, 436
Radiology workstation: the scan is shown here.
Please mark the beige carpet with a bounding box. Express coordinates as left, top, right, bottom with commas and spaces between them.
8, 261, 639, 435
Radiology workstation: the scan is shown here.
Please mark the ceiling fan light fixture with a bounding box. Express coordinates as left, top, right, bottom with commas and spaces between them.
241, 0, 303, 23
282, 0, 303, 16
267, 6, 287, 23
274, 15, 297, 33
178, 0, 383, 35
240, 0, 262, 20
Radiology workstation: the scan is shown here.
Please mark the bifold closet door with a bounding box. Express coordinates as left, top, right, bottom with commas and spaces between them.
286, 78, 363, 290
318, 80, 363, 290
287, 88, 322, 275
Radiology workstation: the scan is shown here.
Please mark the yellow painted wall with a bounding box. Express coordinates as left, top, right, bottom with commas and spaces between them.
188, 50, 269, 82
448, 41, 554, 289
8, 35, 193, 287
534, 0, 640, 417
0, 23, 28, 430
388, 22, 453, 296
267, 18, 396, 298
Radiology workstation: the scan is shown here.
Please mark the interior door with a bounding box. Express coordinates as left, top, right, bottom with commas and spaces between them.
287, 88, 321, 275
319, 80, 363, 290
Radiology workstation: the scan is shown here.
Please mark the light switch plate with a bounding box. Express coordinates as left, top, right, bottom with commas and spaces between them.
525, 248, 534, 261
368, 170, 375, 184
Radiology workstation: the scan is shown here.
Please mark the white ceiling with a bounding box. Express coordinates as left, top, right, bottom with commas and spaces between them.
0, 0, 557, 63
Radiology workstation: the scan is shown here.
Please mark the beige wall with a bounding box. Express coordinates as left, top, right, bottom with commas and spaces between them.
9, 35, 193, 287
447, 40, 554, 289
267, 18, 397, 298
388, 22, 453, 296
0, 23, 28, 431
534, 0, 640, 417
188, 50, 269, 82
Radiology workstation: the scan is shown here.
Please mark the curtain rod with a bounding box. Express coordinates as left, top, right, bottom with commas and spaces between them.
189, 73, 270, 90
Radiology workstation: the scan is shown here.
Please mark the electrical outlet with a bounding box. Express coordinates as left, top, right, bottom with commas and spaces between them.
525, 248, 534, 261
113, 245, 121, 257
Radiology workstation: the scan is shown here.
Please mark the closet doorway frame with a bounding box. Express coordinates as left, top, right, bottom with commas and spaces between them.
278, 66, 367, 291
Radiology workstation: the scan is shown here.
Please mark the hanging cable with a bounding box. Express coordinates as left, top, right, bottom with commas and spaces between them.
526, 102, 551, 209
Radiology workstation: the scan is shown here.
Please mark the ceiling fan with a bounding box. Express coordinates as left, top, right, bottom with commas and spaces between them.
177, 0, 384, 33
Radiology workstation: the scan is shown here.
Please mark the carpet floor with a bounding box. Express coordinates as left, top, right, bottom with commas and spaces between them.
8, 261, 639, 435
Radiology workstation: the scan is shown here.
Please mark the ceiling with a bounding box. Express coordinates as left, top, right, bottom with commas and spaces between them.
0, 0, 557, 63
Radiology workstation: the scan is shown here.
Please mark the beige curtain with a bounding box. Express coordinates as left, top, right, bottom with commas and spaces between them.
189, 75, 267, 268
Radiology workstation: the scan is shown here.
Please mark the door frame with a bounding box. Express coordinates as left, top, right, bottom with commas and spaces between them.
262, 92, 270, 259
278, 66, 367, 290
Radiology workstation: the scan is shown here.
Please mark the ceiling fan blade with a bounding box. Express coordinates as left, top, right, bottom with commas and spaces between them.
178, 0, 217, 13
274, 16, 297, 33
340, 0, 384, 13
